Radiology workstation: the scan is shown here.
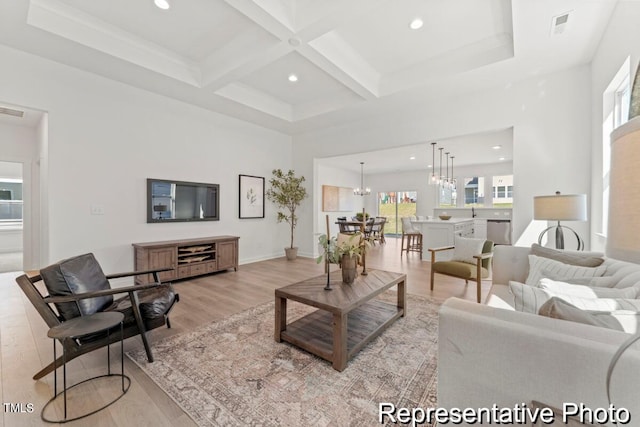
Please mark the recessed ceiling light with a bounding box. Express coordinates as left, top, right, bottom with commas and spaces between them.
492, 145, 502, 150
288, 74, 298, 83
409, 18, 423, 30
499, 157, 506, 161
410, 156, 416, 160
154, 0, 170, 10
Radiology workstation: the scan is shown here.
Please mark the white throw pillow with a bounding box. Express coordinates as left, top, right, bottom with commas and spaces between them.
525, 255, 607, 287
452, 236, 485, 265
538, 298, 625, 331
540, 273, 617, 288
535, 278, 637, 299
510, 281, 640, 314
539, 298, 640, 333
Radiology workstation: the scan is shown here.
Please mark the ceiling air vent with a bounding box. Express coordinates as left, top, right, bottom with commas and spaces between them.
551, 11, 571, 36
0, 107, 24, 118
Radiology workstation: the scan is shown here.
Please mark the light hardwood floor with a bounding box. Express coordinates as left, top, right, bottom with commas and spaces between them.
0, 237, 490, 426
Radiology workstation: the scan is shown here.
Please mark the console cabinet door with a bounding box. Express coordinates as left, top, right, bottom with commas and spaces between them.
148, 247, 177, 282
217, 241, 237, 271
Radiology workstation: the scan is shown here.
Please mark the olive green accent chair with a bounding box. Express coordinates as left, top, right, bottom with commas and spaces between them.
429, 240, 494, 303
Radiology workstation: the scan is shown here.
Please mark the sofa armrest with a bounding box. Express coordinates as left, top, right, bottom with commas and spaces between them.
438, 298, 640, 419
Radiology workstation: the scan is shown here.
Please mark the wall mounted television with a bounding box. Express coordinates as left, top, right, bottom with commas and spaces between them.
147, 178, 219, 223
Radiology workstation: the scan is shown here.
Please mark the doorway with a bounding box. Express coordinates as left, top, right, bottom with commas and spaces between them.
377, 191, 417, 236
0, 161, 23, 272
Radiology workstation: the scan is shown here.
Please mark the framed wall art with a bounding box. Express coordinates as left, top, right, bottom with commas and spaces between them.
239, 174, 265, 219
322, 185, 355, 212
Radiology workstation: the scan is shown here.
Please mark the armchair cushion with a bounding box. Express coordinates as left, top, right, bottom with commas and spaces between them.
103, 286, 177, 328
452, 236, 485, 265
40, 253, 113, 320
433, 261, 490, 280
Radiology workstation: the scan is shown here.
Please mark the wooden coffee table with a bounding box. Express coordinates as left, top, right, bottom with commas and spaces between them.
274, 269, 406, 371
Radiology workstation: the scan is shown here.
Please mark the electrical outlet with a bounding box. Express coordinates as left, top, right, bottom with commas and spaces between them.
90, 204, 105, 215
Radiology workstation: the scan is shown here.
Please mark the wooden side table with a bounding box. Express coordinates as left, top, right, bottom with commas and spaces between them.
42, 312, 131, 423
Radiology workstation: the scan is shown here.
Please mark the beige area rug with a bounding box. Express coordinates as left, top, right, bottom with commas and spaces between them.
127, 292, 440, 426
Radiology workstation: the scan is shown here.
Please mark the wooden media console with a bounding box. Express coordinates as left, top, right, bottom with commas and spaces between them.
132, 236, 239, 284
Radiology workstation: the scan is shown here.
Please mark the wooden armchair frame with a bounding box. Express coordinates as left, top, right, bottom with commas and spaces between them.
15, 267, 178, 380
429, 246, 493, 303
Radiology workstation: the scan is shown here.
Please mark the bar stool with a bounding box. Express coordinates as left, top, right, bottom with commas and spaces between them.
401, 217, 423, 259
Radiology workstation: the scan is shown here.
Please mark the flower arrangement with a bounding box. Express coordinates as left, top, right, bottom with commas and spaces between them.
355, 212, 370, 221
317, 232, 372, 286
316, 233, 369, 265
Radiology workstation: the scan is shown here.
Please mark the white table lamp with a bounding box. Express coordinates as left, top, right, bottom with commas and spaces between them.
533, 192, 587, 250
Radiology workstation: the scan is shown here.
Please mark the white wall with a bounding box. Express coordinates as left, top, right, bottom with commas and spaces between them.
0, 44, 292, 272
590, 1, 640, 253
35, 114, 49, 268
294, 65, 592, 254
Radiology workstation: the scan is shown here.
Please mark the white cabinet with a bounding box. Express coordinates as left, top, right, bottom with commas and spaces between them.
412, 219, 474, 261
473, 219, 487, 239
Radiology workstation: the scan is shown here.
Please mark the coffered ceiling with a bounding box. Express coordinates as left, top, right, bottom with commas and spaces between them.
0, 0, 620, 134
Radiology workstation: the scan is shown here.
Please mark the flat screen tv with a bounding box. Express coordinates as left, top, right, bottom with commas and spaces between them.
147, 179, 219, 223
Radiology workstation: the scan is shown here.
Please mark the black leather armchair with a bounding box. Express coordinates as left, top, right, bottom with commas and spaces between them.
15, 253, 179, 380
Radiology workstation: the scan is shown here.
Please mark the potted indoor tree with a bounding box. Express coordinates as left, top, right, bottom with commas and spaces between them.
266, 169, 308, 260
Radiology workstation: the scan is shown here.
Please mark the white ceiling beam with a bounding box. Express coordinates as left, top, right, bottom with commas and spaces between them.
27, 0, 201, 86
221, 0, 385, 99
301, 36, 380, 100
216, 83, 293, 121
295, 0, 389, 41
380, 33, 514, 96
291, 0, 389, 100
222, 0, 295, 41
200, 40, 292, 90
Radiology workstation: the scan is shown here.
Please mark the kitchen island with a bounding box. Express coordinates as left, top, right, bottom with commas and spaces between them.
411, 218, 474, 261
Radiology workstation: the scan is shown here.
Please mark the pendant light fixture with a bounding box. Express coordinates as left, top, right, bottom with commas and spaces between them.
354, 162, 371, 196
430, 142, 437, 183
445, 152, 450, 188
438, 147, 444, 185
450, 155, 456, 190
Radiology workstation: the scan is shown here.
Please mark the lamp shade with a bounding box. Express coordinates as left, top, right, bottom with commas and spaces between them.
533, 193, 587, 221
606, 116, 640, 262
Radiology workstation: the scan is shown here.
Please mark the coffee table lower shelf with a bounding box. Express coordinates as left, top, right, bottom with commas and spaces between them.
280, 300, 402, 368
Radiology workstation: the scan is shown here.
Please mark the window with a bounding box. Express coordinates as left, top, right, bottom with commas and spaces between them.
438, 184, 456, 208
464, 177, 484, 207
492, 175, 513, 208
614, 75, 630, 129
0, 179, 23, 224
